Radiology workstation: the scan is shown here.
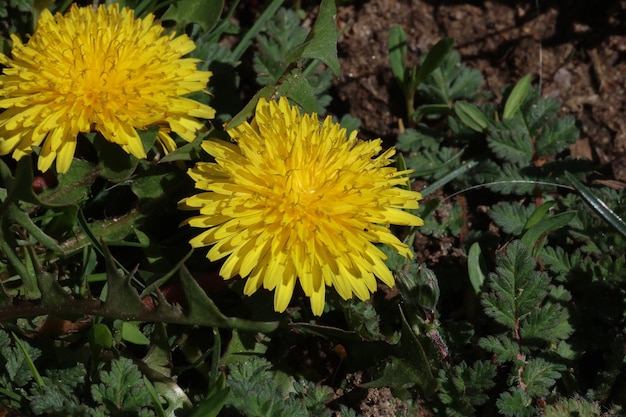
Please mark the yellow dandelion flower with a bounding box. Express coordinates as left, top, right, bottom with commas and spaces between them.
180, 97, 424, 316
0, 4, 215, 173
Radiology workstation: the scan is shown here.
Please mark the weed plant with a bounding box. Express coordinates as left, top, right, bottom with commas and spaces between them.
0, 1, 624, 416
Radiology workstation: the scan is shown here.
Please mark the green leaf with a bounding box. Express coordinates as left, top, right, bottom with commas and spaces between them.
299, 0, 339, 75
5, 332, 41, 387
227, 85, 274, 130
8, 203, 64, 254
520, 210, 577, 252
521, 357, 564, 397
38, 159, 98, 206
417, 50, 483, 104
178, 265, 279, 333
414, 37, 454, 86
159, 132, 207, 163
161, 0, 224, 32
95, 127, 157, 182
523, 201, 555, 231
487, 117, 533, 164
477, 335, 520, 363
254, 8, 308, 84
520, 303, 571, 343
535, 116, 578, 156
496, 387, 534, 417
143, 375, 167, 417
565, 172, 626, 239
0, 157, 40, 206
454, 101, 488, 132
277, 69, 317, 114
121, 322, 150, 346
12, 332, 44, 387
489, 202, 535, 236
467, 242, 487, 294
388, 24, 407, 85
129, 172, 177, 201
103, 243, 150, 316
503, 74, 532, 120
189, 373, 230, 417
89, 323, 114, 349
542, 397, 601, 417
438, 361, 496, 417
481, 241, 549, 330
91, 357, 151, 411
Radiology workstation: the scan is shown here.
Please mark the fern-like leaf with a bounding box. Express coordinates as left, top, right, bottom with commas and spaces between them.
481, 241, 549, 331
438, 360, 497, 417
521, 357, 565, 397
489, 203, 535, 235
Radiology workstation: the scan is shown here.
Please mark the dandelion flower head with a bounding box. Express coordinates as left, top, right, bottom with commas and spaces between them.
0, 4, 215, 173
181, 97, 424, 316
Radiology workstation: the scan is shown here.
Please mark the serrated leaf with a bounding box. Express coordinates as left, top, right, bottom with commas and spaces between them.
478, 335, 520, 363
438, 360, 496, 417
539, 245, 582, 277
254, 8, 308, 84
418, 50, 483, 104
5, 334, 41, 387
91, 357, 151, 411
396, 127, 440, 152
536, 116, 578, 156
520, 87, 560, 134
496, 387, 534, 417
503, 74, 532, 120
487, 117, 533, 164
521, 303, 571, 343
542, 397, 601, 417
102, 243, 151, 318
481, 241, 549, 330
489, 202, 535, 236
521, 357, 564, 397
161, 0, 224, 32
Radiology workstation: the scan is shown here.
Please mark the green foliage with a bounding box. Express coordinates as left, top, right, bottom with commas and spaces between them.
438, 361, 496, 417
253, 7, 333, 113
222, 356, 356, 417
91, 358, 153, 414
0, 1, 624, 416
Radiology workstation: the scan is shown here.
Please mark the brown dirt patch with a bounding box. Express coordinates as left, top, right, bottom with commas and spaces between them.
334, 0, 626, 181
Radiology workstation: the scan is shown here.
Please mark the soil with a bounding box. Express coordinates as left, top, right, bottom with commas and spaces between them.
334, 0, 626, 183
330, 1, 626, 414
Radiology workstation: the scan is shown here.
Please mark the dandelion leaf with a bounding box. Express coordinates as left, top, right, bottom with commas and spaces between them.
299, 0, 339, 75
161, 0, 224, 32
